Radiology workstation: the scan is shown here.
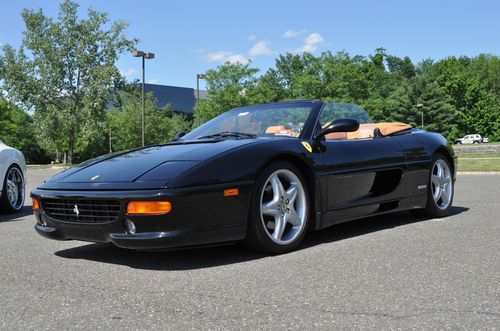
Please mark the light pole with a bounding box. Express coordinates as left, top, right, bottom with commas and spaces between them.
132, 50, 155, 147
416, 103, 424, 130
196, 73, 206, 101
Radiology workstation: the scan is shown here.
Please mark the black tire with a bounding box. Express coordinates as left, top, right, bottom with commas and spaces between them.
0, 165, 25, 214
410, 153, 454, 218
243, 161, 310, 254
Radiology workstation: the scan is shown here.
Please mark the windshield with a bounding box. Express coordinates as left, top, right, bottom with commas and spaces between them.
182, 103, 313, 140
318, 103, 373, 127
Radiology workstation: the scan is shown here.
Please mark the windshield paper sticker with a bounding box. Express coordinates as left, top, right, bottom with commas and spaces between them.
301, 142, 312, 153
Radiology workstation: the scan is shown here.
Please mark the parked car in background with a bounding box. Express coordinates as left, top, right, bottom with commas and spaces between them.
454, 134, 486, 144
0, 140, 26, 213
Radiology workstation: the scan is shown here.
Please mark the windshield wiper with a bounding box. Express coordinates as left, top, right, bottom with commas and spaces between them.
197, 131, 257, 140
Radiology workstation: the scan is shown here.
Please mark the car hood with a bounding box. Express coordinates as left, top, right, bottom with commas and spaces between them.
39, 139, 257, 190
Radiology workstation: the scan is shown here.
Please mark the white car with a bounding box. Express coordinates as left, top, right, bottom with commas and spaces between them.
0, 140, 26, 213
454, 134, 484, 144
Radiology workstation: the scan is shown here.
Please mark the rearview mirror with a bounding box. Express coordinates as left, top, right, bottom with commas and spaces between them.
314, 119, 359, 140
174, 131, 186, 141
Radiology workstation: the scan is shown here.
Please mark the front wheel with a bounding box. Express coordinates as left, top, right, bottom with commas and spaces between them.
0, 165, 25, 214
411, 153, 454, 218
243, 161, 310, 254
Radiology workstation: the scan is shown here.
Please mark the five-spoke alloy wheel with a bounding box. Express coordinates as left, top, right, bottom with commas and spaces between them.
244, 161, 310, 254
411, 153, 454, 218
430, 159, 453, 210
260, 169, 308, 245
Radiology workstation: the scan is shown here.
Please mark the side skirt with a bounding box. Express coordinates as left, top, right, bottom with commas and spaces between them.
316, 194, 427, 230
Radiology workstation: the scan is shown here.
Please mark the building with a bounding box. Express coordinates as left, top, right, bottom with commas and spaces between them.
144, 83, 208, 114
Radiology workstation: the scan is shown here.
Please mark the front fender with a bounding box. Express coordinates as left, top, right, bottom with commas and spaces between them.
0, 147, 26, 188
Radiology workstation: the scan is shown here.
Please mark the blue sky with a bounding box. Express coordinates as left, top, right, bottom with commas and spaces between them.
1, 0, 499, 89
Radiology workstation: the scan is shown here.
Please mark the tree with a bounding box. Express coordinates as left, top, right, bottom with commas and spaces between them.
0, 0, 137, 164
0, 97, 50, 164
194, 62, 259, 125
193, 49, 498, 143
108, 88, 191, 151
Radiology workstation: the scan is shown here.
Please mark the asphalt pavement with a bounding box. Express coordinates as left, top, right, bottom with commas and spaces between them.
0, 169, 499, 329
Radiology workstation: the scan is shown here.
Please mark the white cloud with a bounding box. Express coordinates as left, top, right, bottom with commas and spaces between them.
147, 79, 159, 84
120, 68, 137, 77
225, 54, 249, 65
247, 34, 257, 41
249, 41, 273, 57
305, 32, 324, 45
283, 29, 300, 38
294, 32, 325, 54
206, 51, 249, 65
283, 29, 308, 38
207, 51, 233, 62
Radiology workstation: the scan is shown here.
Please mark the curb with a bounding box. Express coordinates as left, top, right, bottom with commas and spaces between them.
27, 165, 68, 170
457, 171, 500, 175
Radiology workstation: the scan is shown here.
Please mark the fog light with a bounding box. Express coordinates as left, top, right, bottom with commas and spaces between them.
124, 219, 136, 235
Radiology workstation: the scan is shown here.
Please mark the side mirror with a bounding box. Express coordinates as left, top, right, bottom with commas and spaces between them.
314, 119, 359, 140
174, 131, 186, 141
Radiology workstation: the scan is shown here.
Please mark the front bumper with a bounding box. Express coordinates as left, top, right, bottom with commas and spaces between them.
32, 181, 253, 250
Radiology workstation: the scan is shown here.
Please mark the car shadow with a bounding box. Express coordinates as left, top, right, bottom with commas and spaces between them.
55, 206, 469, 271
301, 206, 469, 249
0, 206, 33, 223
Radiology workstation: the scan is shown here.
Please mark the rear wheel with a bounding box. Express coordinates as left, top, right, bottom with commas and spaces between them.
243, 161, 310, 254
0, 165, 25, 213
411, 153, 453, 218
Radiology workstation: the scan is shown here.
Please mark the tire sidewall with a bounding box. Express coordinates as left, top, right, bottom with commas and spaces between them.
244, 161, 310, 254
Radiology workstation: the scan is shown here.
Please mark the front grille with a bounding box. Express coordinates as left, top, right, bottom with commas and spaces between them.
42, 198, 121, 223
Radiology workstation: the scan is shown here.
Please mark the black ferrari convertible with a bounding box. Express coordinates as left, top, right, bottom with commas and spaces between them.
32, 101, 456, 254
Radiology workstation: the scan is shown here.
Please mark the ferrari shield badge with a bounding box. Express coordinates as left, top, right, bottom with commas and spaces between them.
301, 141, 312, 153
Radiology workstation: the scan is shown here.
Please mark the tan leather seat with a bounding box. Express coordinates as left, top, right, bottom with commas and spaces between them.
265, 125, 285, 134
324, 122, 412, 140
325, 132, 347, 140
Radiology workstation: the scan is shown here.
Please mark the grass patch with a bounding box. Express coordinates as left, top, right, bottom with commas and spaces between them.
457, 152, 500, 158
458, 158, 500, 172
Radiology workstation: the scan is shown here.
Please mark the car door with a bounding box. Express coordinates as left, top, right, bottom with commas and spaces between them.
314, 103, 406, 226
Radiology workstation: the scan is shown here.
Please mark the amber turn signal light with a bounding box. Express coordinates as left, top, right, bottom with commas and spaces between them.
126, 201, 172, 215
224, 188, 239, 197
32, 198, 40, 210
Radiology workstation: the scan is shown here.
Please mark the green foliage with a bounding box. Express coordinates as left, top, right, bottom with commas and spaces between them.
0, 0, 137, 163
0, 98, 50, 163
196, 50, 500, 142
108, 87, 191, 151
194, 62, 259, 125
